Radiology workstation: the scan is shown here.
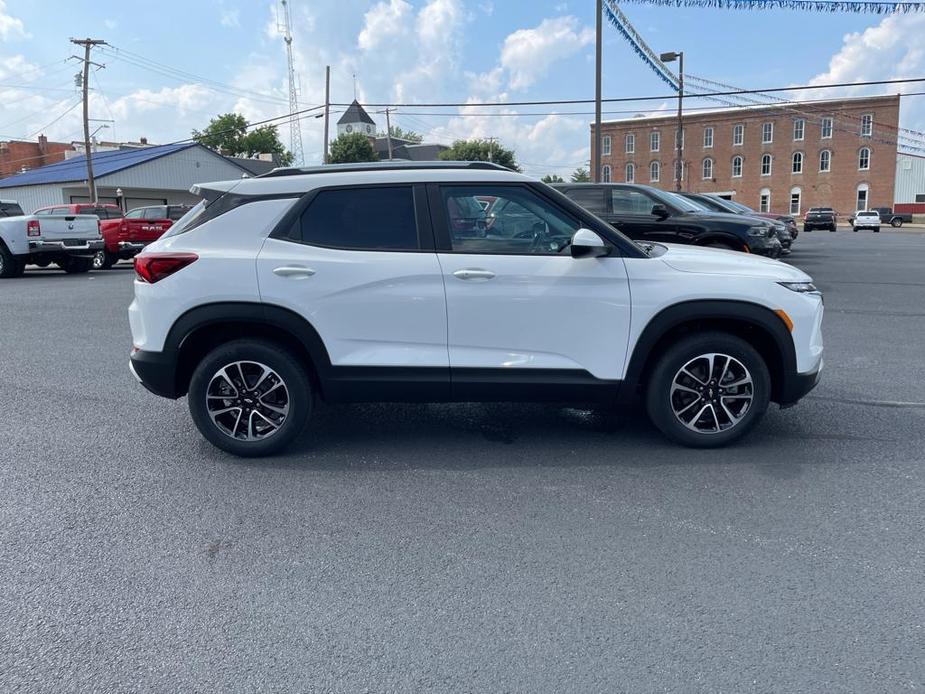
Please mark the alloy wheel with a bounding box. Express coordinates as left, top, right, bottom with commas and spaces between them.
206, 360, 290, 441
92, 251, 105, 270
669, 353, 754, 434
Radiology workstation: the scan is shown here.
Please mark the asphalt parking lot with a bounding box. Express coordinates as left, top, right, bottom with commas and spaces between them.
1, 230, 923, 692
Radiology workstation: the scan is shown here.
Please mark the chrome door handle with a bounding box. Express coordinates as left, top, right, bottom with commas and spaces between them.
273, 265, 316, 278
453, 268, 495, 281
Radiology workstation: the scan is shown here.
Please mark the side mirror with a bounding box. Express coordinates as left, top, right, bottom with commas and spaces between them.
651, 203, 670, 219
570, 228, 610, 258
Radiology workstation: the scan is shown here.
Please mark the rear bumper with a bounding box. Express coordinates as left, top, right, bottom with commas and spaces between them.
28, 238, 104, 254
118, 241, 148, 251
130, 349, 180, 399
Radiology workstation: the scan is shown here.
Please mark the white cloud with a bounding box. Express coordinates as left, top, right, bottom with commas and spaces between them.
0, 0, 29, 40
499, 16, 593, 90
358, 0, 411, 50
220, 9, 240, 29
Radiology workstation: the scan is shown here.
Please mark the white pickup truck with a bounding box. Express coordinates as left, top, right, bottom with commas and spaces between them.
0, 199, 104, 278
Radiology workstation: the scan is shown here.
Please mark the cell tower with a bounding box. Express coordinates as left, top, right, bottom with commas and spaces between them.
278, 0, 304, 165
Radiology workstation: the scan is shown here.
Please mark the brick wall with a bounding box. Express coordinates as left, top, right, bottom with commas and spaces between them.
0, 136, 74, 180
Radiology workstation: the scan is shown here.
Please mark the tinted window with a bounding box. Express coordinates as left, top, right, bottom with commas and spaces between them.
79, 206, 122, 219
124, 209, 145, 219
2, 203, 25, 217
611, 189, 656, 215
167, 206, 189, 220
299, 186, 418, 250
564, 188, 606, 214
144, 207, 168, 220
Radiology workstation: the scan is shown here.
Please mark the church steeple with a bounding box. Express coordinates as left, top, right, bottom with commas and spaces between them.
336, 100, 376, 137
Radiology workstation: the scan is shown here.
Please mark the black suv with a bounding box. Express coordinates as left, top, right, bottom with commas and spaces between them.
803, 207, 837, 232
553, 183, 781, 257
680, 192, 794, 254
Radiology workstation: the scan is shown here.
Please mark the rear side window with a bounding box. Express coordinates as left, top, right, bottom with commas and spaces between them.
297, 186, 419, 251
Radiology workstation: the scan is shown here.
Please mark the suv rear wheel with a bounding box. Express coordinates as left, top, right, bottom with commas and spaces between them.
188, 339, 312, 456
645, 332, 771, 447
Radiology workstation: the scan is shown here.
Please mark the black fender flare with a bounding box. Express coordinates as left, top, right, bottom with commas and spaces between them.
695, 233, 747, 249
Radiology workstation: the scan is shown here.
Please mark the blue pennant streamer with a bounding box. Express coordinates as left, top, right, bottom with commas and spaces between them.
602, 5, 680, 91
615, 0, 925, 13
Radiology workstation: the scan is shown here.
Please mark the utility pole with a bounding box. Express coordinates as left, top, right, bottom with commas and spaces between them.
70, 38, 106, 203
659, 50, 685, 191
593, 0, 602, 183
323, 65, 330, 164
384, 108, 393, 160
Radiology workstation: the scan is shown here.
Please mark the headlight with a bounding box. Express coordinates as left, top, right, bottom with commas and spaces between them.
778, 281, 818, 293
747, 225, 771, 237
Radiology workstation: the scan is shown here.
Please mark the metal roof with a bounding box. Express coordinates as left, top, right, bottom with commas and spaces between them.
0, 142, 197, 189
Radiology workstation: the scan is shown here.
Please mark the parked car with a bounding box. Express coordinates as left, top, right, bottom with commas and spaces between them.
87, 204, 192, 270
803, 207, 838, 232
0, 203, 103, 278
33, 203, 124, 270
678, 193, 793, 254
848, 207, 912, 228
128, 161, 823, 456
852, 210, 881, 232
1, 199, 25, 218
553, 183, 781, 257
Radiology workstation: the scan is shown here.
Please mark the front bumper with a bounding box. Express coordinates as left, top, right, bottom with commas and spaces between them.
130, 349, 181, 399
28, 238, 104, 254
778, 361, 822, 408
749, 236, 783, 258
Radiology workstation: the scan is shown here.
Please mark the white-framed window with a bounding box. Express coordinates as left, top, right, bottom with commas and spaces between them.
733, 123, 744, 146
625, 162, 635, 183
674, 128, 685, 150
861, 113, 872, 137
625, 133, 635, 154
793, 119, 805, 141
790, 186, 802, 215
792, 151, 804, 174
856, 182, 869, 211
650, 131, 660, 152
762, 122, 773, 144
703, 127, 713, 149
602, 135, 611, 156
731, 155, 743, 178
759, 188, 771, 213
650, 160, 660, 182
702, 157, 713, 179
601, 165, 611, 182
761, 153, 772, 176
858, 146, 870, 170
821, 117, 833, 139
819, 149, 831, 172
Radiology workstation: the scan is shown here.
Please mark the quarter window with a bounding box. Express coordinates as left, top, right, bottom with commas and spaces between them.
702, 157, 713, 179
299, 186, 419, 250
761, 153, 772, 176
625, 162, 635, 183
650, 131, 660, 152
650, 160, 660, 182
793, 119, 805, 141
733, 124, 744, 146
703, 127, 713, 148
731, 155, 743, 178
858, 147, 871, 170
861, 114, 872, 137
792, 151, 804, 174
625, 133, 635, 154
602, 135, 612, 156
762, 122, 773, 144
819, 149, 831, 172
821, 117, 833, 139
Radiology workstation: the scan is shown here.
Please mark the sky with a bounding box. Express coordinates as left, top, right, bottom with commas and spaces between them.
2, 0, 925, 178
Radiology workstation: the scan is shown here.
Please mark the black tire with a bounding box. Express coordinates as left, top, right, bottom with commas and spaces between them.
874, 227, 880, 233
0, 242, 24, 278
645, 332, 771, 448
188, 339, 312, 457
57, 256, 94, 274
830, 225, 837, 232
891, 218, 902, 228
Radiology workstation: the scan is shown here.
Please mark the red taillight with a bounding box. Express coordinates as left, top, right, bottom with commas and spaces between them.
26, 219, 40, 237
133, 252, 198, 284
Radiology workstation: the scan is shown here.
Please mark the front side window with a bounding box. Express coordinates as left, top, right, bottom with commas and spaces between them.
441, 185, 577, 255
601, 165, 612, 183
821, 117, 833, 139
650, 131, 660, 152
793, 119, 805, 141
858, 147, 871, 170
611, 188, 657, 215
703, 127, 713, 149
761, 153, 772, 176
792, 151, 803, 174
732, 155, 743, 178
790, 187, 802, 215
819, 149, 832, 172
733, 124, 744, 146
861, 114, 872, 137
602, 135, 612, 156
625, 133, 635, 154
299, 186, 418, 250
124, 209, 144, 219
759, 189, 771, 213
144, 207, 168, 220
702, 158, 713, 179
650, 160, 660, 182
625, 162, 635, 183
762, 122, 773, 144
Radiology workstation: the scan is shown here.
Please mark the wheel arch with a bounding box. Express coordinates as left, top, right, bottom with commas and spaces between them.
695, 233, 747, 251
621, 300, 796, 405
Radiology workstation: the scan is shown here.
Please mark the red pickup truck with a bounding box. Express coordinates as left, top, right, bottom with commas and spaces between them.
34, 203, 190, 269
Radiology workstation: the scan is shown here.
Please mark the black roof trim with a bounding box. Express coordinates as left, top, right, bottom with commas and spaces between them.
259, 161, 513, 178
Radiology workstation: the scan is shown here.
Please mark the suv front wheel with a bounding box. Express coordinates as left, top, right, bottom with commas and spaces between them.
645, 332, 771, 447
188, 339, 312, 456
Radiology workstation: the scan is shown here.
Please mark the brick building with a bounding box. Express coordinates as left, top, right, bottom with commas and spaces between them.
591, 94, 900, 216
0, 135, 74, 180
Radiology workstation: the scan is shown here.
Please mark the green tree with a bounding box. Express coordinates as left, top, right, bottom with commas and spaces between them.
438, 139, 520, 172
570, 167, 590, 182
541, 174, 564, 183
379, 125, 422, 143
193, 112, 293, 165
328, 132, 378, 164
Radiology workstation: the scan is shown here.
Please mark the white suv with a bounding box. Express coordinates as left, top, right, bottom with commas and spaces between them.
128, 162, 823, 456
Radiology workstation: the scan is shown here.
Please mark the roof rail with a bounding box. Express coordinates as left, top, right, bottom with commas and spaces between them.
258, 160, 513, 178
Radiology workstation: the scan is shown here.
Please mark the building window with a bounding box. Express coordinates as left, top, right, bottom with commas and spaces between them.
858, 146, 870, 170
625, 133, 635, 154
650, 131, 660, 152
761, 153, 772, 176
790, 187, 802, 215
861, 114, 872, 137
819, 149, 831, 172
703, 127, 713, 148
856, 183, 869, 211
793, 119, 805, 141
821, 117, 833, 139
792, 151, 803, 174
602, 135, 611, 156
762, 122, 773, 144
702, 157, 713, 179
759, 188, 771, 213
625, 162, 635, 183
674, 160, 684, 184
601, 165, 611, 183
650, 160, 660, 182
674, 128, 684, 150
733, 124, 744, 146
732, 155, 743, 178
